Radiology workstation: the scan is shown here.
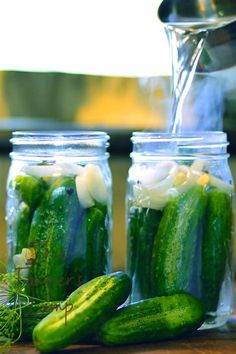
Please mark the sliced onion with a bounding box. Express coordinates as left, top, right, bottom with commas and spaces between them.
133, 184, 178, 210
129, 161, 178, 186
21, 163, 84, 177
21, 164, 62, 177
209, 175, 234, 194
190, 160, 205, 173
55, 163, 84, 176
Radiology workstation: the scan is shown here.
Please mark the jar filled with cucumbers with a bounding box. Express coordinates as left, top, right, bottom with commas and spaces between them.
126, 132, 234, 329
6, 131, 112, 302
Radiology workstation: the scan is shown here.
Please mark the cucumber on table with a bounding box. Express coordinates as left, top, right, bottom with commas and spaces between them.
33, 272, 131, 353
201, 188, 232, 313
28, 176, 81, 301
151, 185, 208, 296
98, 293, 205, 345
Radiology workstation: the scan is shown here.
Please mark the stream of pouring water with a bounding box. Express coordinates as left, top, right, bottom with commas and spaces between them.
166, 26, 207, 134
166, 18, 236, 134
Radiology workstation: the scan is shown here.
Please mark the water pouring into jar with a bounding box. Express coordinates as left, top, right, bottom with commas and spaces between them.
125, 2, 236, 330
158, 0, 236, 133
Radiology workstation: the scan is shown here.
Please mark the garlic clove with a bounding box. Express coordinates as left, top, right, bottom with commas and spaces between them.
84, 164, 108, 204
75, 175, 95, 209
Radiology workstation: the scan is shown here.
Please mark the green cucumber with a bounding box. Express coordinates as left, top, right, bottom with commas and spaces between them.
98, 293, 204, 345
201, 188, 232, 313
66, 207, 87, 294
126, 207, 140, 280
33, 272, 131, 352
15, 202, 32, 254
152, 185, 207, 296
135, 208, 162, 299
14, 175, 45, 209
9, 174, 46, 257
85, 206, 109, 281
66, 202, 109, 294
28, 176, 81, 301
127, 207, 162, 300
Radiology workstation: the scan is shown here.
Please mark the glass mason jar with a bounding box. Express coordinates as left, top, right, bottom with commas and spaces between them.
126, 132, 234, 329
6, 131, 112, 302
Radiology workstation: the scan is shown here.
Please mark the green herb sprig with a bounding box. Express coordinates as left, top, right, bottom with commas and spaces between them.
0, 271, 44, 351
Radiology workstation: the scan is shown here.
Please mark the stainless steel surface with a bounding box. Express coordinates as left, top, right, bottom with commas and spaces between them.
158, 0, 236, 72
158, 0, 236, 23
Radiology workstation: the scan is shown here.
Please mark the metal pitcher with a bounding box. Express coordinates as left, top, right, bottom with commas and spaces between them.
158, 0, 236, 72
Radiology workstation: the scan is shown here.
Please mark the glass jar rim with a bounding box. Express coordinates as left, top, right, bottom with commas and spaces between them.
131, 131, 229, 160
11, 131, 109, 145
131, 131, 228, 146
10, 131, 110, 161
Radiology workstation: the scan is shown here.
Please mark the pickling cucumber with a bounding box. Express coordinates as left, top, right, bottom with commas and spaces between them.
15, 202, 32, 254
14, 175, 45, 209
128, 208, 162, 300
85, 206, 109, 281
9, 175, 46, 256
28, 176, 81, 301
98, 293, 204, 345
126, 207, 140, 279
65, 207, 87, 295
201, 188, 232, 312
152, 185, 207, 296
33, 272, 131, 352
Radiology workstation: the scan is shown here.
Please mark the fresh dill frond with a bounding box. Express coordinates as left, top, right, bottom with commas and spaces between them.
0, 271, 32, 349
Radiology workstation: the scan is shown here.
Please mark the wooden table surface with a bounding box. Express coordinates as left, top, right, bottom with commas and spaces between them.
9, 315, 236, 354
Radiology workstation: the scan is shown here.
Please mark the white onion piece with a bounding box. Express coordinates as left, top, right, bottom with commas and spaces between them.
21, 164, 62, 177
136, 167, 160, 185
132, 162, 179, 210
56, 163, 84, 176
21, 163, 84, 177
84, 164, 108, 204
75, 175, 95, 208
134, 170, 175, 199
129, 161, 178, 186
190, 160, 205, 173
142, 161, 178, 184
209, 175, 234, 194
177, 165, 190, 175
177, 169, 207, 193
134, 184, 178, 210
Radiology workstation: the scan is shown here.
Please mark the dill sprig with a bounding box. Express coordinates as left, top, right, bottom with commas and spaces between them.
0, 272, 27, 348
0, 271, 44, 350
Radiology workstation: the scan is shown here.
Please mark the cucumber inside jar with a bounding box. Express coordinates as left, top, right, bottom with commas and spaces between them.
127, 159, 233, 322
9, 163, 111, 302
